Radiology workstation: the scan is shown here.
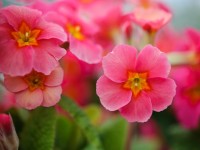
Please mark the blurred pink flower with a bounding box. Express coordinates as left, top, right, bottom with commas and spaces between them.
0, 5, 67, 76
172, 67, 200, 129
32, 0, 103, 64
61, 52, 96, 105
4, 67, 64, 110
130, 7, 172, 32
96, 44, 176, 122
0, 89, 16, 113
155, 27, 182, 53
0, 114, 19, 150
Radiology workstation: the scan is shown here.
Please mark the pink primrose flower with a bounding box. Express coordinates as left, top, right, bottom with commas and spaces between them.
39, 2, 103, 64
96, 44, 176, 122
131, 7, 172, 32
172, 67, 200, 129
4, 66, 64, 110
0, 5, 67, 76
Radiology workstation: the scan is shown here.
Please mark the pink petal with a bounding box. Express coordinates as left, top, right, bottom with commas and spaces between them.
70, 37, 103, 64
148, 53, 171, 78
37, 19, 67, 41
136, 45, 163, 73
103, 44, 137, 83
15, 89, 43, 110
0, 24, 12, 44
38, 39, 66, 60
1, 6, 42, 30
4, 75, 28, 93
96, 75, 132, 111
173, 97, 200, 129
45, 67, 64, 86
147, 78, 176, 112
33, 44, 59, 75
0, 40, 34, 76
42, 86, 62, 107
120, 92, 152, 122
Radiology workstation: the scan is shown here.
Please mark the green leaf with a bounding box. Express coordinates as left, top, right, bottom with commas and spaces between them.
54, 115, 85, 150
20, 107, 57, 150
99, 117, 128, 150
59, 96, 103, 150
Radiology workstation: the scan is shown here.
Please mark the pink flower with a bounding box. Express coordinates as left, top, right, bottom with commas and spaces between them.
130, 7, 172, 32
31, 0, 103, 64
172, 67, 200, 129
0, 114, 19, 150
0, 5, 67, 76
96, 44, 176, 122
4, 66, 64, 110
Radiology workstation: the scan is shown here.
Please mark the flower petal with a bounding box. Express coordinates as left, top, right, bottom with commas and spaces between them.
0, 6, 42, 30
0, 24, 12, 44
149, 53, 171, 78
37, 19, 67, 41
96, 75, 132, 111
0, 40, 34, 76
103, 44, 137, 82
4, 75, 28, 93
38, 39, 66, 60
45, 67, 64, 86
120, 92, 152, 122
33, 44, 59, 75
15, 89, 43, 110
70, 37, 103, 64
147, 78, 176, 112
136, 45, 163, 73
42, 86, 62, 107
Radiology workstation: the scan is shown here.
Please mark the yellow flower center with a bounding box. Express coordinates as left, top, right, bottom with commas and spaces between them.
66, 23, 85, 40
11, 22, 41, 47
123, 72, 151, 97
23, 71, 46, 92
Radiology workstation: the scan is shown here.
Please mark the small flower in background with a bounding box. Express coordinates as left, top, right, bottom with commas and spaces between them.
96, 44, 176, 122
4, 67, 64, 110
130, 7, 172, 33
0, 5, 67, 76
0, 114, 19, 150
172, 67, 200, 129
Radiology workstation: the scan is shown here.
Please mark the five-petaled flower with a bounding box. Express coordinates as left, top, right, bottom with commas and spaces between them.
96, 44, 176, 122
4, 67, 64, 110
0, 5, 67, 76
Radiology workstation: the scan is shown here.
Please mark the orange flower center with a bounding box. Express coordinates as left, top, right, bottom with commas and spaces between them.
23, 71, 46, 92
123, 72, 151, 97
66, 23, 85, 40
186, 85, 200, 104
11, 22, 41, 47
80, 0, 93, 3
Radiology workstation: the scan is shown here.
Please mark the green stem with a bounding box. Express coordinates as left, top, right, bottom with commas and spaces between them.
147, 31, 156, 45
59, 96, 103, 150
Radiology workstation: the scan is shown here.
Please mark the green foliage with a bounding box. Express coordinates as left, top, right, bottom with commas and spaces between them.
19, 107, 57, 150
99, 117, 128, 150
59, 96, 103, 150
168, 126, 200, 150
131, 137, 160, 150
54, 115, 85, 150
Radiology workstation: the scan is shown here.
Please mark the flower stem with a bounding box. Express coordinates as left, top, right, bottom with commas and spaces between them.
59, 96, 103, 150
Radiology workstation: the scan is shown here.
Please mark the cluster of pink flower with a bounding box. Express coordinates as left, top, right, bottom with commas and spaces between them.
1, 0, 199, 128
